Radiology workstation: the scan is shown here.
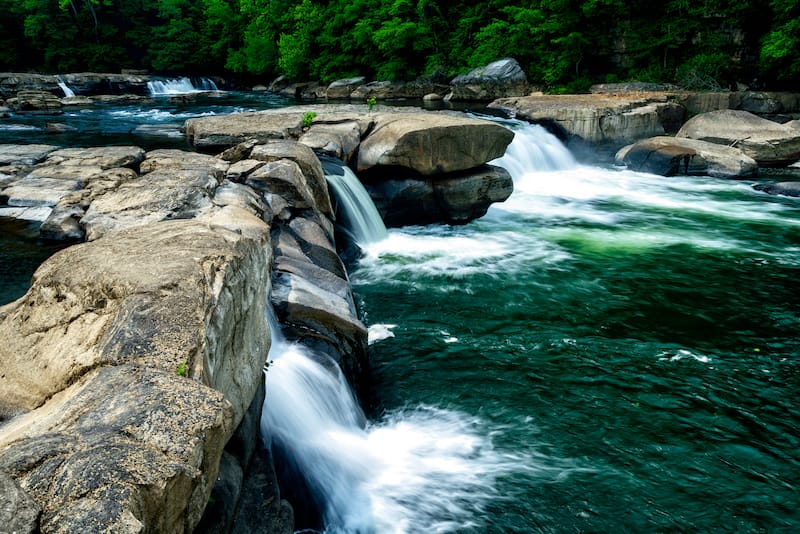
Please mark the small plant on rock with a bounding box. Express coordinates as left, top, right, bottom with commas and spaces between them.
176, 361, 188, 377
302, 111, 317, 128
367, 97, 377, 112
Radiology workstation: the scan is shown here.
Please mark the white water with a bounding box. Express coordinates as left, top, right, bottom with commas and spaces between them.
262, 120, 796, 533
57, 79, 75, 98
147, 76, 219, 96
325, 164, 388, 247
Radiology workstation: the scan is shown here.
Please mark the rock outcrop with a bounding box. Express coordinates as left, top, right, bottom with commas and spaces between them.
676, 110, 800, 166
617, 136, 758, 178
184, 106, 516, 227
489, 93, 685, 151
753, 181, 800, 197
447, 58, 530, 101
0, 133, 378, 532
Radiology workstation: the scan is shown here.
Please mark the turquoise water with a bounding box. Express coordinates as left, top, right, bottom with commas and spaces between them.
347, 125, 800, 532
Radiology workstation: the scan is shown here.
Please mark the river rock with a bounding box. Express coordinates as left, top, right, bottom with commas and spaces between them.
0, 470, 40, 534
350, 80, 450, 101
326, 77, 366, 99
753, 181, 800, 197
5, 90, 63, 112
357, 112, 514, 175
81, 167, 218, 240
677, 110, 800, 166
250, 140, 333, 218
0, 144, 59, 166
448, 58, 529, 101
185, 111, 305, 151
2, 175, 83, 208
364, 164, 512, 226
299, 120, 362, 164
139, 148, 228, 176
618, 136, 758, 178
47, 145, 146, 169
489, 94, 682, 148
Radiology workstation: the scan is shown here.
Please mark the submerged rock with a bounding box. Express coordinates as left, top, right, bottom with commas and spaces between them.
753, 181, 800, 197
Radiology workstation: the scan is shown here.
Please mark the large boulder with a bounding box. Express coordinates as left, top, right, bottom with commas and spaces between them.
448, 58, 529, 101
356, 112, 514, 175
489, 94, 683, 149
0, 209, 273, 532
325, 77, 366, 99
364, 164, 513, 226
618, 136, 758, 178
5, 90, 63, 112
676, 110, 800, 166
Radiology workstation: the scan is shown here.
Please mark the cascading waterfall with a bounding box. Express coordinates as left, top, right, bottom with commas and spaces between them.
147, 76, 219, 96
57, 79, 75, 98
489, 120, 577, 178
321, 156, 388, 248
261, 122, 578, 533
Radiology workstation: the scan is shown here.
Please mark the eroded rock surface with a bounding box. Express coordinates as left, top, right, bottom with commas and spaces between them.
618, 136, 758, 178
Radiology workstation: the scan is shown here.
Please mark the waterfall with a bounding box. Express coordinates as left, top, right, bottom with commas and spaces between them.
261, 314, 516, 533
489, 121, 576, 179
57, 79, 75, 98
321, 156, 388, 248
146, 77, 219, 96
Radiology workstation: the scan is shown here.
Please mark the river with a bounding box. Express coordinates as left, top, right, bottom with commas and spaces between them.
2, 88, 798, 533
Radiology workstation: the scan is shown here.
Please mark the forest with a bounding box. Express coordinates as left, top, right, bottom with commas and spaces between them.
1, 0, 798, 92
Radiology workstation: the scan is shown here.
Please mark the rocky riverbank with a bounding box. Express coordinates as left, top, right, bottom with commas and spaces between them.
0, 108, 514, 532
1, 68, 800, 532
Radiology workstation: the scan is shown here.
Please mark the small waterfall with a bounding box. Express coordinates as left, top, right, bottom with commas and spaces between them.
261, 313, 515, 533
57, 79, 75, 98
146, 77, 219, 96
489, 121, 577, 179
321, 156, 388, 247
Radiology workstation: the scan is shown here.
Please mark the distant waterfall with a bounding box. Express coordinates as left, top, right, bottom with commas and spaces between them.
57, 79, 75, 98
321, 156, 388, 247
147, 77, 219, 96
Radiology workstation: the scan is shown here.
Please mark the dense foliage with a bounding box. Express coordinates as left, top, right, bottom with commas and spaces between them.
1, 0, 798, 90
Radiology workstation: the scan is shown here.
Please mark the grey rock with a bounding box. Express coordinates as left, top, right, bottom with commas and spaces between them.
619, 136, 758, 178
449, 58, 529, 101
677, 109, 800, 166
0, 470, 40, 534
753, 181, 800, 197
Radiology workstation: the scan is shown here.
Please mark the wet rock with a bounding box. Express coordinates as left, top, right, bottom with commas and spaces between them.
364, 164, 513, 226
753, 181, 800, 197
618, 136, 758, 178
357, 112, 514, 175
677, 109, 800, 166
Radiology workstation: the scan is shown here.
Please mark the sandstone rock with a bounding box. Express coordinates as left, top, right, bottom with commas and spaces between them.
81, 168, 218, 240
44, 122, 77, 134
185, 111, 305, 151
357, 112, 514, 175
213, 179, 268, 217
619, 136, 758, 178
326, 77, 366, 99
0, 364, 234, 534
448, 58, 529, 101
299, 121, 362, 164
226, 159, 268, 181
0, 216, 271, 419
246, 160, 323, 217
0, 144, 58, 166
753, 181, 800, 197
6, 90, 63, 112
677, 109, 800, 166
490, 94, 682, 148
0, 469, 40, 534
2, 175, 83, 207
350, 80, 450, 101
364, 164, 513, 226
250, 140, 333, 217
60, 95, 94, 106
46, 145, 145, 170
139, 148, 228, 176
